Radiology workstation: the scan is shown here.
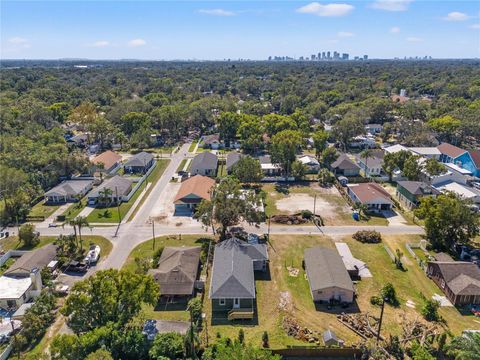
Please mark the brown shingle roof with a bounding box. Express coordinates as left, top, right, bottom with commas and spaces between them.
91, 150, 122, 170
437, 143, 466, 159
348, 183, 391, 203
148, 247, 201, 296
469, 150, 480, 169
431, 261, 480, 296
174, 175, 215, 204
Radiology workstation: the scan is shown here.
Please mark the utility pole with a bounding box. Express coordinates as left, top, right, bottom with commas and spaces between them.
376, 297, 386, 344
151, 218, 156, 251
313, 194, 317, 215
267, 216, 271, 241
114, 186, 122, 237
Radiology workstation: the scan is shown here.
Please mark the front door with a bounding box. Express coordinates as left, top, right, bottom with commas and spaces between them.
233, 298, 240, 308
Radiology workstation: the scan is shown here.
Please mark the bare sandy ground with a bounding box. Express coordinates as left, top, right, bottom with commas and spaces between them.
275, 193, 337, 216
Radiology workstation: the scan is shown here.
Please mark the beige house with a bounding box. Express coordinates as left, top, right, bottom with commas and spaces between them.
304, 247, 355, 304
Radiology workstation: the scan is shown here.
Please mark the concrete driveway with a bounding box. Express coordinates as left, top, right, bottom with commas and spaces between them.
382, 210, 407, 225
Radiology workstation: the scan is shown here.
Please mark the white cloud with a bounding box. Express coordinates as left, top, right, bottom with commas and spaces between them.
92, 40, 109, 48
390, 26, 401, 33
406, 36, 423, 42
198, 9, 236, 16
7, 37, 30, 49
371, 0, 412, 12
470, 23, 480, 29
337, 31, 354, 37
443, 12, 470, 21
128, 38, 146, 47
296, 2, 354, 17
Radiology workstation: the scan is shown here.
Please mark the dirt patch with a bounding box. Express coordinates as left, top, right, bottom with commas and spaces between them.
287, 266, 300, 277
276, 193, 337, 216
278, 291, 294, 312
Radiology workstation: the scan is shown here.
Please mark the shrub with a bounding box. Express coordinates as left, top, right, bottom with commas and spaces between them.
370, 295, 382, 306
19, 223, 39, 247
301, 210, 313, 219
353, 230, 382, 244
421, 299, 440, 321
262, 331, 269, 348
238, 329, 245, 344
381, 283, 399, 306
187, 297, 203, 325
152, 246, 165, 266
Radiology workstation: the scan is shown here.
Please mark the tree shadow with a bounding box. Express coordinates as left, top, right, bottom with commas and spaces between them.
314, 299, 361, 314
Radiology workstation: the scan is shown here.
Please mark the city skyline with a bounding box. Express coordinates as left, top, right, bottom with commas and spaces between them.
1, 1, 479, 60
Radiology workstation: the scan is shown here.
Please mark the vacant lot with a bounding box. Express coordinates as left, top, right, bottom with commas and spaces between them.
263, 183, 388, 226
28, 201, 61, 220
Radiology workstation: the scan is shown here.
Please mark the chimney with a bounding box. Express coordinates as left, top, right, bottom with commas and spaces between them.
30, 268, 43, 291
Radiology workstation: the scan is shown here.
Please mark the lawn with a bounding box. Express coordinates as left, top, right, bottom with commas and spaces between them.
176, 159, 190, 173
0, 235, 112, 258
123, 235, 212, 323
86, 160, 169, 223
61, 200, 87, 221
188, 140, 198, 152
262, 183, 388, 226
203, 234, 479, 349
28, 201, 61, 220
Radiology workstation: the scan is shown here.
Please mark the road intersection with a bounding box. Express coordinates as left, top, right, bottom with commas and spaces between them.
21, 142, 424, 271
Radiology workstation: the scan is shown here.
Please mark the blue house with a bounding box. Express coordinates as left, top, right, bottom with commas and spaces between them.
437, 143, 480, 177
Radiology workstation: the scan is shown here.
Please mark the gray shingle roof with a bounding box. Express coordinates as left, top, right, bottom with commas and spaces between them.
148, 246, 201, 296
304, 247, 354, 293
210, 238, 268, 299
397, 181, 440, 196
89, 175, 132, 197
226, 153, 243, 171
331, 154, 360, 171
5, 244, 58, 276
191, 152, 218, 171
124, 152, 154, 167
45, 180, 93, 197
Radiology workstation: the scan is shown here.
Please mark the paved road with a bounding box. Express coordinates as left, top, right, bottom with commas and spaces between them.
7, 141, 424, 273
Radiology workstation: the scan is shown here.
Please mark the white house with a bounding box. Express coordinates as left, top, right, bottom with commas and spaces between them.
347, 183, 393, 212
298, 155, 320, 173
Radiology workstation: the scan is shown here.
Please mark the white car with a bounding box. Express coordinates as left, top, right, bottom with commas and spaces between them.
84, 245, 101, 264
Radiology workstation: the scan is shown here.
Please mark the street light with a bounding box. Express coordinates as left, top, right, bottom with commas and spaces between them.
149, 217, 156, 251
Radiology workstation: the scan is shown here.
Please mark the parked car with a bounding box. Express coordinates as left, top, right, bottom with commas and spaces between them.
48, 223, 58, 228
84, 245, 101, 264
66, 260, 88, 273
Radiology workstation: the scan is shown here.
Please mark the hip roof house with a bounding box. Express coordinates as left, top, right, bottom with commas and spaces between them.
91, 150, 122, 174
88, 175, 133, 205
174, 175, 216, 214
148, 246, 201, 298
190, 152, 218, 177
124, 152, 154, 173
44, 179, 93, 204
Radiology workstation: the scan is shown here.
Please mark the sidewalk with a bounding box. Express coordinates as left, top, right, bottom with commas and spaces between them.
122, 183, 152, 223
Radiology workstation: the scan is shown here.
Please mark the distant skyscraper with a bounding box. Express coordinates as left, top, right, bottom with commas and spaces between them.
268, 56, 272, 61
363, 55, 368, 60
327, 51, 331, 59
333, 51, 340, 60
317, 52, 321, 60
342, 53, 349, 60
322, 52, 326, 59
311, 54, 316, 60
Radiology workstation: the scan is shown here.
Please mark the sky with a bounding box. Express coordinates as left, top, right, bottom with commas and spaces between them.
1, 0, 479, 60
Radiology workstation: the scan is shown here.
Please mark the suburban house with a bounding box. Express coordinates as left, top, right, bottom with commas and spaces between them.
365, 123, 383, 135
226, 152, 244, 174
44, 179, 94, 203
438, 143, 480, 177
298, 155, 320, 173
190, 152, 218, 177
396, 181, 440, 209
91, 150, 122, 174
66, 133, 88, 147
124, 152, 154, 174
434, 181, 480, 204
201, 134, 222, 149
88, 175, 133, 205
304, 247, 355, 304
148, 246, 201, 300
427, 261, 480, 306
258, 155, 282, 177
330, 154, 361, 177
349, 135, 376, 149
384, 144, 440, 160
356, 151, 384, 177
0, 244, 57, 309
173, 175, 216, 214
347, 183, 393, 212
209, 238, 268, 320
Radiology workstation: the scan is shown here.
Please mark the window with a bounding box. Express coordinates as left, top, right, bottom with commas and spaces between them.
441, 280, 445, 289
219, 298, 225, 306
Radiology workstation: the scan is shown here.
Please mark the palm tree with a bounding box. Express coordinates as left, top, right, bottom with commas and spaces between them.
360, 148, 373, 178
98, 187, 113, 206
68, 216, 90, 253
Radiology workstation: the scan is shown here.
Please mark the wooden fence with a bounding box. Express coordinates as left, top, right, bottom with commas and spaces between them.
271, 346, 360, 358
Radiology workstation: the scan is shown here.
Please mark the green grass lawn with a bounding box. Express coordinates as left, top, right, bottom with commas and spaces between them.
0, 258, 15, 275
176, 159, 188, 173
188, 140, 198, 152
28, 201, 61, 220
87, 160, 169, 223
61, 200, 87, 221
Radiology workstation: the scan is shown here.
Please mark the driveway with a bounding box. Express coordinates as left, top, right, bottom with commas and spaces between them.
382, 210, 407, 226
